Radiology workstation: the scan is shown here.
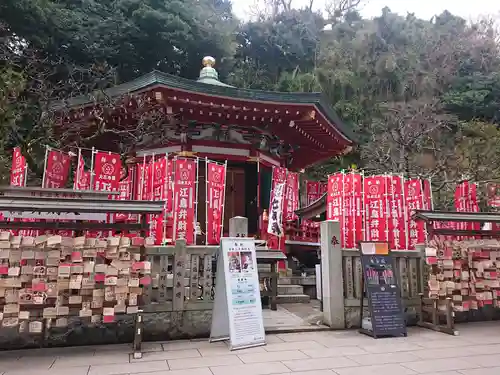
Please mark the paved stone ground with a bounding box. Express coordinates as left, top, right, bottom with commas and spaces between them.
263, 302, 326, 332
2, 321, 500, 375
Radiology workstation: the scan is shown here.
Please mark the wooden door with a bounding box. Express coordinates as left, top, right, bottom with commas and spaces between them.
224, 167, 246, 233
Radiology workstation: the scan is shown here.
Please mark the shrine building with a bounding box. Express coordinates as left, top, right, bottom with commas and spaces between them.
55, 57, 353, 251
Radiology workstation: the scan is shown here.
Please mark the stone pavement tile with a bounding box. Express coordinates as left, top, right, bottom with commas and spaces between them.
463, 354, 500, 368
88, 360, 170, 375
301, 346, 368, 358
210, 362, 291, 375
348, 352, 421, 366
3, 366, 90, 375
138, 342, 164, 353
130, 348, 201, 362
463, 336, 500, 345
282, 356, 358, 372
262, 340, 327, 352
265, 335, 285, 344
459, 367, 500, 375
467, 343, 500, 355
162, 339, 226, 351
2, 357, 56, 371
138, 369, 213, 375
198, 345, 266, 357
168, 354, 243, 370
271, 371, 336, 375
238, 350, 309, 364
332, 364, 417, 375
412, 347, 476, 360
277, 332, 347, 343
358, 342, 424, 354
52, 352, 130, 368
409, 339, 474, 349
401, 358, 480, 373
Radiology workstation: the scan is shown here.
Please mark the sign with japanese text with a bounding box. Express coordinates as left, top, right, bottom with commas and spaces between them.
284, 172, 299, 222
135, 161, 152, 200
386, 175, 407, 250
455, 181, 480, 233
10, 147, 26, 187
305, 181, 321, 205
114, 168, 134, 222
43, 150, 71, 189
267, 167, 287, 238
210, 237, 265, 350
92, 152, 122, 192
487, 183, 500, 208
206, 162, 226, 245
342, 172, 363, 249
172, 158, 197, 244
404, 179, 426, 249
364, 176, 387, 243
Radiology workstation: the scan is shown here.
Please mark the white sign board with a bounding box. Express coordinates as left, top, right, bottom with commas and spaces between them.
210, 237, 266, 350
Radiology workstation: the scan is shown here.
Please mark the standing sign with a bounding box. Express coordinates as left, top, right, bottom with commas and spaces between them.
210, 237, 266, 350
359, 241, 407, 338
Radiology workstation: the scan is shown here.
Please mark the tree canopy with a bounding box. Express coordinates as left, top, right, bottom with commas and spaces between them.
1, 0, 500, 207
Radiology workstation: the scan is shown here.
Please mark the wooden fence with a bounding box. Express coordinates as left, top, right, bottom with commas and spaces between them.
141, 241, 218, 313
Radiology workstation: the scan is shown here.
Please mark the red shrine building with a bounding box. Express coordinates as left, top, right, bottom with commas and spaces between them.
57, 57, 353, 253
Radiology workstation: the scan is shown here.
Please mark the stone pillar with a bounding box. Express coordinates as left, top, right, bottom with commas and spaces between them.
320, 220, 345, 329
229, 216, 248, 237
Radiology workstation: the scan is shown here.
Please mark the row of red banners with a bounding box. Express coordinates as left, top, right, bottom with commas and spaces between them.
10, 148, 226, 246
326, 173, 433, 250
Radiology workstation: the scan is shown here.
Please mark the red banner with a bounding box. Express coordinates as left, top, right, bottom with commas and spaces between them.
386, 175, 407, 250
487, 183, 500, 208
10, 147, 26, 187
135, 161, 151, 200
285, 172, 299, 221
93, 152, 122, 192
114, 169, 133, 222
405, 179, 426, 249
206, 162, 226, 245
327, 173, 343, 222
43, 150, 71, 188
342, 173, 354, 248
74, 153, 90, 190
364, 175, 387, 242
172, 158, 197, 244
305, 181, 320, 205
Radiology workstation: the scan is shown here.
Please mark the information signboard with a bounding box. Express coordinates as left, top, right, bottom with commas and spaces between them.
359, 241, 407, 338
210, 237, 266, 350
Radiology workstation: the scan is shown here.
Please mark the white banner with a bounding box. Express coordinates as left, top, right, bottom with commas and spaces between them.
210, 237, 266, 350
267, 182, 285, 237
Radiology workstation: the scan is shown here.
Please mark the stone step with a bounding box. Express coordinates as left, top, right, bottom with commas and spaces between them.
277, 284, 304, 295
276, 294, 311, 304
278, 276, 316, 286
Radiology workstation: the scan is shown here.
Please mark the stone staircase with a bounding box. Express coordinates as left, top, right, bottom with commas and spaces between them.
276, 276, 311, 304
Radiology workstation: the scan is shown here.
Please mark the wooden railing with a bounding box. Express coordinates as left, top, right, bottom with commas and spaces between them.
141, 241, 218, 313
341, 248, 425, 327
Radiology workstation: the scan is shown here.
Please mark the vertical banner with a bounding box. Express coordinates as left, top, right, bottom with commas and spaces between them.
206, 161, 226, 245
386, 175, 407, 250
327, 173, 344, 246
172, 158, 197, 244
43, 149, 71, 188
267, 167, 287, 238
136, 160, 152, 200
284, 172, 299, 221
10, 147, 26, 187
352, 172, 364, 246
404, 179, 426, 249
343, 173, 354, 249
92, 152, 122, 192
305, 181, 320, 205
319, 182, 328, 196
363, 175, 387, 242
74, 152, 91, 190
114, 168, 133, 222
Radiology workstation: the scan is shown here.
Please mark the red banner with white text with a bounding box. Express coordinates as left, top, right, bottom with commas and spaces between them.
206, 162, 226, 245
74, 153, 90, 190
43, 150, 71, 188
285, 172, 299, 222
405, 179, 426, 249
10, 147, 26, 187
363, 175, 387, 242
386, 175, 407, 250
172, 158, 197, 244
92, 152, 122, 192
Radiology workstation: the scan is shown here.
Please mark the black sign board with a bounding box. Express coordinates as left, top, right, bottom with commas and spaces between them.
358, 242, 407, 338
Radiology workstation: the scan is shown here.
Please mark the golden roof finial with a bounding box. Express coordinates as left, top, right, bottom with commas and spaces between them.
202, 56, 216, 68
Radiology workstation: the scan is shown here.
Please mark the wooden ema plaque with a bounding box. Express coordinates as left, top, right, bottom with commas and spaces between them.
0, 233, 149, 334
358, 241, 407, 338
